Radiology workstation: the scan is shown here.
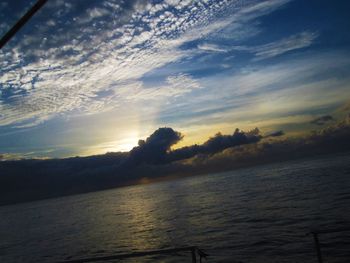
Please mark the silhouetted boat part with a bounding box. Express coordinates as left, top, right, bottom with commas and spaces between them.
307, 227, 350, 263
0, 0, 48, 49
57, 246, 208, 263
57, 227, 350, 263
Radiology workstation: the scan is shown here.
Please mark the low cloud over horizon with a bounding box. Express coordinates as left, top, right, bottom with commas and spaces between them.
1, 113, 350, 205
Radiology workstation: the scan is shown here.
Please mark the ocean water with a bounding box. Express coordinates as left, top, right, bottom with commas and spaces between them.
1, 153, 350, 263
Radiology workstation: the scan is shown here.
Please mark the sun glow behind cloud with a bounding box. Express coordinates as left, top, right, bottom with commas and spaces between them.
91, 133, 140, 154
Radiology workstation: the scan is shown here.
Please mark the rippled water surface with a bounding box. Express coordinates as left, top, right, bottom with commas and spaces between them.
1, 154, 350, 262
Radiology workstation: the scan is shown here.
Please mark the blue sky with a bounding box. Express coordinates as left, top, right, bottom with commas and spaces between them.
0, 0, 350, 159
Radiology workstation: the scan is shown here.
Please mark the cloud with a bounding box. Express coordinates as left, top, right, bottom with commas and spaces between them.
128, 127, 183, 165
0, 152, 40, 161
76, 7, 110, 24
185, 51, 350, 124
0, 125, 262, 205
222, 31, 318, 60
265, 130, 285, 137
126, 126, 262, 165
339, 101, 350, 112
183, 115, 350, 172
168, 127, 262, 162
310, 115, 334, 126
252, 31, 319, 60
197, 43, 229, 52
0, 0, 293, 128
201, 30, 318, 60
2, 115, 350, 205
114, 73, 201, 103
198, 127, 261, 154
194, 30, 318, 62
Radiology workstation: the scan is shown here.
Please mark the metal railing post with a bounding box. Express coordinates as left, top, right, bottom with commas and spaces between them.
191, 247, 197, 263
311, 232, 323, 263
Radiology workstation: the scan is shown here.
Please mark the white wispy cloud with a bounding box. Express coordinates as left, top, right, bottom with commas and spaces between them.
197, 31, 318, 60
252, 31, 319, 60
197, 43, 229, 52
114, 73, 201, 102
159, 51, 350, 131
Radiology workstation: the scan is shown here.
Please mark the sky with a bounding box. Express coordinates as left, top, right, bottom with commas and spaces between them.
0, 0, 350, 159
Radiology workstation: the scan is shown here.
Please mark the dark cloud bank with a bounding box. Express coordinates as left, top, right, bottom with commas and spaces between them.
1, 116, 350, 205
310, 115, 334, 126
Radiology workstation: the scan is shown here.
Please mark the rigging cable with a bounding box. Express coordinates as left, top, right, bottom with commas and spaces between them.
0, 0, 48, 49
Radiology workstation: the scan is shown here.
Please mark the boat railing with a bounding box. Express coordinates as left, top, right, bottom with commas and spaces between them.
57, 246, 208, 263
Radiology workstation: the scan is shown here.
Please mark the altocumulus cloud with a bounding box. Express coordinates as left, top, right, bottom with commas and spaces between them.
0, 0, 296, 128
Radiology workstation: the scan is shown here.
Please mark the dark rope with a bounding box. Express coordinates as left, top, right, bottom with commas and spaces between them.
0, 0, 48, 49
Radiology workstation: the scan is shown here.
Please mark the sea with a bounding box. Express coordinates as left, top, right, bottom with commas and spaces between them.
1, 153, 350, 262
